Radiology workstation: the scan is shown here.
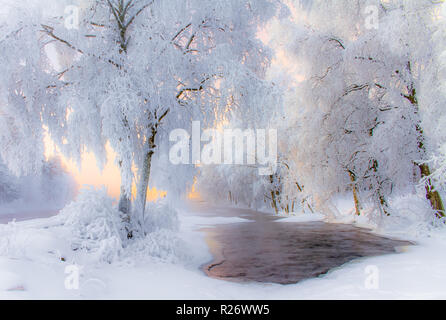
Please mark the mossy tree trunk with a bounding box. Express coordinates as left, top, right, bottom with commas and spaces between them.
349, 171, 361, 216
403, 61, 445, 218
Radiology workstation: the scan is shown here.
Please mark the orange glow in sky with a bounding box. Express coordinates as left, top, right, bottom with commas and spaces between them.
44, 133, 166, 201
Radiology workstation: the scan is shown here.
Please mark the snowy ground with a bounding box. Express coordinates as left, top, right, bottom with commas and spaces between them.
0, 197, 446, 299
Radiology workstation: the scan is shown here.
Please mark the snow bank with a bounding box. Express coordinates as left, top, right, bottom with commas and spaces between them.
0, 188, 188, 268
378, 195, 446, 238
322, 194, 446, 240
59, 189, 189, 265
122, 229, 186, 264
1, 199, 446, 299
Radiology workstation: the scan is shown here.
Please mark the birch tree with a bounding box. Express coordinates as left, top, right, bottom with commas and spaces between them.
36, 0, 280, 235
277, 0, 445, 220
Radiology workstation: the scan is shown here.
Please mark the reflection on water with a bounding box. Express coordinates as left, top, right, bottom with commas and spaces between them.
192, 204, 412, 285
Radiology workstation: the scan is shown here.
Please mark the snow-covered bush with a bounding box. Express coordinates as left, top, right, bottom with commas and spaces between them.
379, 195, 446, 237
123, 229, 186, 264
117, 200, 185, 264
0, 222, 26, 259
58, 188, 185, 264
60, 188, 125, 264
331, 192, 446, 236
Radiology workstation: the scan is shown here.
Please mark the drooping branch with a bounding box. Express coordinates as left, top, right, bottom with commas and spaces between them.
328, 37, 345, 50
342, 83, 370, 97
41, 24, 84, 55
41, 24, 123, 69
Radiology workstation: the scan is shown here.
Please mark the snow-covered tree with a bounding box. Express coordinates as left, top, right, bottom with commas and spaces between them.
274, 0, 445, 220
0, 0, 281, 235
0, 4, 54, 177
193, 73, 287, 213
419, 1, 446, 206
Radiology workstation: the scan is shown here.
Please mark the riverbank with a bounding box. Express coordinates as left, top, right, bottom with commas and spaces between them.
0, 202, 445, 299
200, 218, 412, 284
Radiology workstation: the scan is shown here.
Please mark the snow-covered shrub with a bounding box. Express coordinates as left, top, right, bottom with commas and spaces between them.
378, 195, 445, 236
58, 189, 185, 264
123, 229, 186, 264
60, 188, 125, 263
0, 222, 25, 258
116, 201, 185, 264
427, 146, 446, 196
0, 220, 71, 263
326, 193, 445, 236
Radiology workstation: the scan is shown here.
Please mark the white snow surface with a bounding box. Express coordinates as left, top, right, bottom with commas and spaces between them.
0, 192, 446, 299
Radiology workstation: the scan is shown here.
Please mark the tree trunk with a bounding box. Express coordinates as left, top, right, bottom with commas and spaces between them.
296, 182, 314, 213
370, 159, 390, 216
136, 129, 157, 223
136, 149, 154, 221
377, 191, 390, 217
118, 188, 131, 216
419, 163, 445, 218
404, 61, 445, 219
349, 171, 361, 216
270, 190, 279, 214
118, 163, 133, 239
134, 109, 169, 223
269, 175, 279, 214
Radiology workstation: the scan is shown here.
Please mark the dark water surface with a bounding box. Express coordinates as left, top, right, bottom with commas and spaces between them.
189, 203, 413, 285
